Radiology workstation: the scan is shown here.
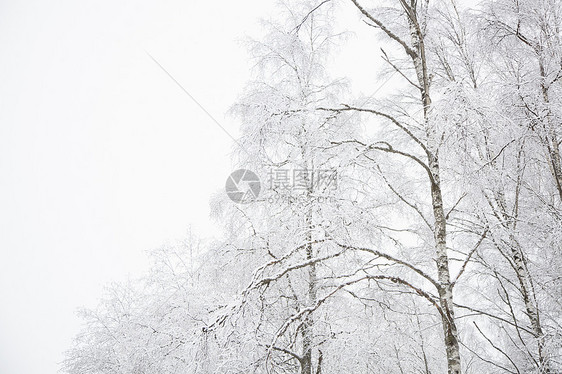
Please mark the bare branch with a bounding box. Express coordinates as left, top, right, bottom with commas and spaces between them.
293, 0, 332, 34
455, 304, 535, 336
473, 321, 522, 374
377, 164, 433, 229
350, 0, 417, 58
335, 242, 440, 289
267, 345, 303, 363
452, 228, 489, 286
318, 105, 430, 157
329, 138, 435, 185
380, 48, 422, 90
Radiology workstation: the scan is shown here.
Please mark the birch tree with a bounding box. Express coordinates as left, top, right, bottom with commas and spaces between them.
62, 1, 562, 373
319, 1, 469, 372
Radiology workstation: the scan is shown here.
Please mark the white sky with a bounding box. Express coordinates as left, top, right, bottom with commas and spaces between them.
0, 1, 274, 373
0, 1, 383, 373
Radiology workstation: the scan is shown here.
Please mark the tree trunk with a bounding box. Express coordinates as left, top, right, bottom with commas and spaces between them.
408, 5, 463, 373
539, 60, 562, 203
492, 185, 551, 373
511, 240, 550, 373
430, 156, 462, 374
301, 167, 317, 374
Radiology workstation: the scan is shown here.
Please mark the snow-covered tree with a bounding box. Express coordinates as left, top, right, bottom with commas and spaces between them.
63, 1, 562, 373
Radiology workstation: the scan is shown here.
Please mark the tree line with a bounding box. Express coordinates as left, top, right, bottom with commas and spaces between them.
64, 1, 562, 373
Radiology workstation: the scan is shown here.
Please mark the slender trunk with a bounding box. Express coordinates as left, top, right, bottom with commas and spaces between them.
511, 240, 550, 373
493, 185, 551, 373
301, 263, 314, 374
301, 166, 316, 374
415, 311, 432, 374
407, 6, 462, 373
546, 133, 562, 202
300, 230, 316, 374
512, 59, 555, 372
539, 60, 562, 203
430, 156, 462, 374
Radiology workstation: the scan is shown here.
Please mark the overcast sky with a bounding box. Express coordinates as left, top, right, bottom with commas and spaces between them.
0, 1, 386, 373
0, 1, 275, 373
